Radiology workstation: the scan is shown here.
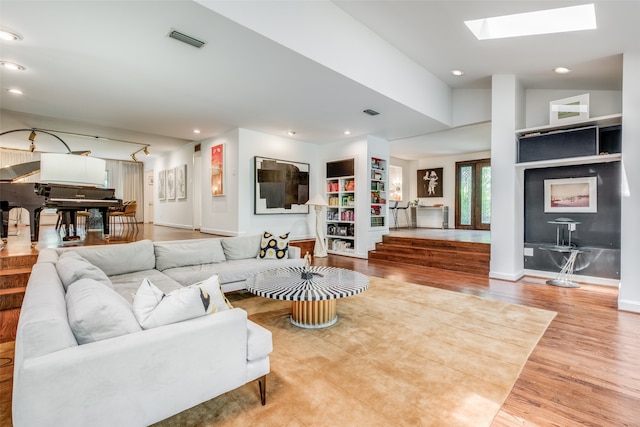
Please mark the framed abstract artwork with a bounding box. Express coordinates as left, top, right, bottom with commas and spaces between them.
417, 168, 443, 198
254, 156, 309, 214
211, 144, 224, 196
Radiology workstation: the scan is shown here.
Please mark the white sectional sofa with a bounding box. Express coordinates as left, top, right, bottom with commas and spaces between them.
13, 235, 304, 427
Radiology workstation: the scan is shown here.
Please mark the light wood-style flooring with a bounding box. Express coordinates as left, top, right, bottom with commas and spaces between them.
1, 223, 639, 426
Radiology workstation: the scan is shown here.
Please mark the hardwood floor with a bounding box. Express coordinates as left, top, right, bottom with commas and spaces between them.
1, 224, 639, 426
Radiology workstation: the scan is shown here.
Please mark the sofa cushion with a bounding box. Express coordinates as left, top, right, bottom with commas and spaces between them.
66, 278, 142, 344
154, 239, 226, 271
132, 276, 227, 329
258, 231, 290, 260
110, 269, 183, 304
58, 239, 156, 276
18, 263, 79, 358
221, 235, 261, 260
56, 252, 112, 291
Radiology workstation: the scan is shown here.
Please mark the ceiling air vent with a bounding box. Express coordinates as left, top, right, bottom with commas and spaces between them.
168, 29, 206, 49
363, 109, 380, 116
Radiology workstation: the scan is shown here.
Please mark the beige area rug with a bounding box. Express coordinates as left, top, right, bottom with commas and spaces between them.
155, 277, 556, 427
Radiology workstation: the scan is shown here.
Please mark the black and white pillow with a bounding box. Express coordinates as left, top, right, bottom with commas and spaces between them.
258, 231, 290, 260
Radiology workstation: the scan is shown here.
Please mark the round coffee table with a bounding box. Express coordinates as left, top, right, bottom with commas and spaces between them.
245, 266, 369, 328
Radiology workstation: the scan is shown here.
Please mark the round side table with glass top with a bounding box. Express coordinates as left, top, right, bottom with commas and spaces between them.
245, 266, 369, 328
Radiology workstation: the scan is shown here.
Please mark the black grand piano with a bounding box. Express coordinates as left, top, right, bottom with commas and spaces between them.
0, 161, 122, 245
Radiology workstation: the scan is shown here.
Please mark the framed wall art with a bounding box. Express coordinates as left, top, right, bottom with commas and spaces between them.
166, 168, 176, 200
158, 170, 166, 200
254, 156, 309, 214
417, 168, 443, 198
544, 177, 597, 213
176, 164, 187, 199
549, 93, 589, 125
211, 144, 224, 196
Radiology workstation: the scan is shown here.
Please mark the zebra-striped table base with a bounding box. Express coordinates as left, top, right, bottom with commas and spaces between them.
246, 266, 369, 328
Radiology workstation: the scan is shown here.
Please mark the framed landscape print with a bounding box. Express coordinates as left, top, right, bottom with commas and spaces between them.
549, 93, 589, 125
254, 156, 309, 214
211, 144, 224, 196
158, 170, 166, 200
176, 164, 187, 199
544, 177, 597, 213
166, 168, 176, 200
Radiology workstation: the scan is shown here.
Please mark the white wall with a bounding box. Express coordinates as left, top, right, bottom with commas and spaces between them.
619, 52, 640, 313
197, 128, 319, 239
524, 89, 622, 128
199, 129, 240, 236
452, 89, 492, 127
408, 150, 491, 229
154, 142, 197, 229
490, 74, 525, 281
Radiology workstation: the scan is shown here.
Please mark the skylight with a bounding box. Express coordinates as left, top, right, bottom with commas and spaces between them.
465, 4, 597, 40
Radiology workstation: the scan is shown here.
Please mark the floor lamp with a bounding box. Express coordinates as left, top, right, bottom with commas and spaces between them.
305, 194, 328, 257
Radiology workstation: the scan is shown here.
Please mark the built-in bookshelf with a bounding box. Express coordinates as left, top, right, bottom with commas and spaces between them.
326, 158, 356, 256
370, 157, 387, 228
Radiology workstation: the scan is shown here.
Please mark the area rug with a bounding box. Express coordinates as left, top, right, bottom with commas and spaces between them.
154, 277, 556, 427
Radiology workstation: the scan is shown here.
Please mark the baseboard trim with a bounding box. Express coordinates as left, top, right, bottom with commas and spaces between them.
523, 269, 619, 287
617, 298, 640, 313
489, 270, 525, 282
154, 222, 193, 230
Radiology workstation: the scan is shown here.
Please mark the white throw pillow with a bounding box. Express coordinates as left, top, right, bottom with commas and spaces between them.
66, 278, 142, 344
56, 252, 113, 291
258, 231, 290, 260
132, 275, 228, 329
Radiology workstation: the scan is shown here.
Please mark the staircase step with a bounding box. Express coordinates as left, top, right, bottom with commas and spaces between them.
381, 235, 490, 253
0, 268, 32, 289
0, 254, 38, 269
0, 287, 26, 310
370, 235, 490, 276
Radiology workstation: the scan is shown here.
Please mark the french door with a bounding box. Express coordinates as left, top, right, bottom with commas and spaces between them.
455, 159, 491, 230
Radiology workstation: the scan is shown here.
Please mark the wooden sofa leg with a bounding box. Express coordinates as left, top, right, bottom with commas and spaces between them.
258, 375, 267, 406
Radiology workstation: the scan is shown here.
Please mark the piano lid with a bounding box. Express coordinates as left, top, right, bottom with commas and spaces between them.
0, 161, 40, 182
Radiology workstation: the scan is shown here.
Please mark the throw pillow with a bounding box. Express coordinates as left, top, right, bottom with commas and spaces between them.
258, 231, 290, 260
132, 275, 228, 329
66, 278, 142, 344
56, 252, 113, 291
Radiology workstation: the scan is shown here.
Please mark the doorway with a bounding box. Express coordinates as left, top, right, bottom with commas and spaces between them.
455, 159, 491, 230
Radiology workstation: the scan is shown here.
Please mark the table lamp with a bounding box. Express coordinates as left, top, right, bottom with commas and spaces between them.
305, 194, 328, 257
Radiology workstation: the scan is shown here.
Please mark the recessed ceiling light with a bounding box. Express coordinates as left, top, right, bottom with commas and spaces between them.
344, 130, 351, 135
287, 130, 296, 136
451, 70, 464, 76
363, 109, 379, 116
465, 4, 597, 40
0, 30, 20, 41
7, 88, 23, 95
193, 129, 200, 134
554, 67, 572, 74
0, 61, 26, 71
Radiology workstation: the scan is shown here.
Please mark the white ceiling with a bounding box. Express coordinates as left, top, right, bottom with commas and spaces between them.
0, 1, 636, 164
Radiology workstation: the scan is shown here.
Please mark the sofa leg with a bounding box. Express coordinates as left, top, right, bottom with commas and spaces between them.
258, 375, 267, 406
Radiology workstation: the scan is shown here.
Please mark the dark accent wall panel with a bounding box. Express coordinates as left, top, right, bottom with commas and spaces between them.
524, 162, 621, 248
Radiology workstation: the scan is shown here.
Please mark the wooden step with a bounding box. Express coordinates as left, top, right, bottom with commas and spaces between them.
0, 254, 38, 269
369, 235, 490, 276
0, 287, 26, 310
0, 268, 32, 289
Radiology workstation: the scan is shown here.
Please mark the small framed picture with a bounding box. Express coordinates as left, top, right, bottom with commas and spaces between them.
550, 94, 589, 125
